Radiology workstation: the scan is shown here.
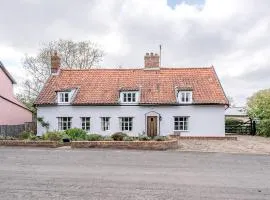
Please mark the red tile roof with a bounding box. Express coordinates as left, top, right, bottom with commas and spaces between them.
35, 67, 228, 105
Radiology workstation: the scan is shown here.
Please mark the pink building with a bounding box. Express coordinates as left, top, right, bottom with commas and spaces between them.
0, 61, 32, 125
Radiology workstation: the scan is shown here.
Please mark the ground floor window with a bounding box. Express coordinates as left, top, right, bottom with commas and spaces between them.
81, 117, 91, 131
120, 117, 133, 131
174, 116, 189, 131
58, 117, 72, 130
101, 117, 110, 131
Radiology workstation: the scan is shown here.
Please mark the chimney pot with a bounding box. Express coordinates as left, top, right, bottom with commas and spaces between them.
144, 52, 160, 69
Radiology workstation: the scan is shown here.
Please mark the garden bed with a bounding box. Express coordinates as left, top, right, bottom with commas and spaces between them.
71, 140, 178, 150
0, 140, 62, 148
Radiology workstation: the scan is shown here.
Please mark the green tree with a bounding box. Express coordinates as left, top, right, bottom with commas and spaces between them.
247, 89, 270, 137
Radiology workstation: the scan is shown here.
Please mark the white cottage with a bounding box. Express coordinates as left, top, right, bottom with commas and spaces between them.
35, 52, 228, 137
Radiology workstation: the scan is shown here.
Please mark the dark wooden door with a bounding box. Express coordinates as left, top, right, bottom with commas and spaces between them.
147, 116, 157, 137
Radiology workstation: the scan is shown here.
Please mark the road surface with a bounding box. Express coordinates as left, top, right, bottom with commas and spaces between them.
0, 147, 270, 199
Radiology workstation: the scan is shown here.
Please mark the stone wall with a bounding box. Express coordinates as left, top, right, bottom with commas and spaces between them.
0, 140, 60, 147
71, 140, 178, 150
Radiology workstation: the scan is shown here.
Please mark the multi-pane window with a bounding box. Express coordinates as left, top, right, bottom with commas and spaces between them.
174, 116, 189, 131
81, 117, 91, 131
101, 117, 110, 131
58, 92, 70, 103
58, 117, 72, 130
120, 117, 133, 131
121, 92, 137, 103
178, 91, 192, 103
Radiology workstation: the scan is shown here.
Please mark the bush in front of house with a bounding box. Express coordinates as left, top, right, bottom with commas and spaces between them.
138, 135, 151, 141
87, 134, 103, 141
111, 132, 128, 141
41, 131, 64, 141
19, 131, 35, 140
123, 136, 135, 141
103, 136, 113, 141
65, 128, 88, 141
153, 136, 168, 141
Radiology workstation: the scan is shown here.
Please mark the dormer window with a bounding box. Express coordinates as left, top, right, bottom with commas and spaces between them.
58, 92, 70, 104
120, 91, 139, 104
178, 91, 192, 104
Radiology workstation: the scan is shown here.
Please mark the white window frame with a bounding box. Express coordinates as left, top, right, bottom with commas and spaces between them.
58, 92, 70, 104
119, 117, 133, 131
178, 91, 192, 104
120, 91, 139, 104
174, 116, 189, 131
58, 117, 72, 130
81, 117, 91, 131
101, 117, 110, 131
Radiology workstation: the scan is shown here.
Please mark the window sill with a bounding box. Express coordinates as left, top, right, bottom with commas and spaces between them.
173, 130, 189, 132
58, 102, 71, 105
120, 102, 139, 105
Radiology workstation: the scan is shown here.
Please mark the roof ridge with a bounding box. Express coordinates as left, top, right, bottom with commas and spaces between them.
0, 61, 16, 84
60, 66, 213, 71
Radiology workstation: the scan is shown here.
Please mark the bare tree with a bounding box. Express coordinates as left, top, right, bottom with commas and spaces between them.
19, 39, 104, 105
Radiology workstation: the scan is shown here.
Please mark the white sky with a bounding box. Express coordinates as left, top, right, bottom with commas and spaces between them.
1, 0, 270, 106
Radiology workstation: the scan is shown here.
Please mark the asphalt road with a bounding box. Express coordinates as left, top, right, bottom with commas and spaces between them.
0, 147, 270, 200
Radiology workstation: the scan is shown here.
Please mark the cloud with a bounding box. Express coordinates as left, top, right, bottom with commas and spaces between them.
0, 0, 270, 105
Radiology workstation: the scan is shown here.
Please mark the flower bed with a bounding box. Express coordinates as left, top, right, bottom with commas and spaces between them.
71, 139, 178, 150
0, 140, 62, 148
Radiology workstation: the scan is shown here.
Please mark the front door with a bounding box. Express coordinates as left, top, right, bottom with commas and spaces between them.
147, 116, 157, 137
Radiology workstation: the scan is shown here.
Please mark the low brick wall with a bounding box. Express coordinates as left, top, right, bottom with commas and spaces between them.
71, 140, 178, 150
0, 140, 61, 148
170, 135, 237, 140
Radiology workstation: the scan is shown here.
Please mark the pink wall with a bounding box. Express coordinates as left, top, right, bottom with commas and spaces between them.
0, 68, 14, 99
0, 67, 33, 125
0, 98, 32, 125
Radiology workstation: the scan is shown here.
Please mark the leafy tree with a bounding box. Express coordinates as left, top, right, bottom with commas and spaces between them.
19, 39, 104, 109
247, 89, 270, 137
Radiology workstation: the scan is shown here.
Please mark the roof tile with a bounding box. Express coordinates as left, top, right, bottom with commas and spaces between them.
35, 67, 228, 105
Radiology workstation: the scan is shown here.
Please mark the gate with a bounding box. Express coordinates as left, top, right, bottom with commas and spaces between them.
225, 119, 256, 135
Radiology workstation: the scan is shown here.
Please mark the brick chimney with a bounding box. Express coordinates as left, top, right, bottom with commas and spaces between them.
51, 51, 60, 74
144, 52, 160, 69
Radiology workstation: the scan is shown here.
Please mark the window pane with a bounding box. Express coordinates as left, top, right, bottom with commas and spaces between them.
186, 93, 190, 102
181, 93, 185, 102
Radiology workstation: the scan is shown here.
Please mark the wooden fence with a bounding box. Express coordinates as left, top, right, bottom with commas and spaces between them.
0, 122, 36, 137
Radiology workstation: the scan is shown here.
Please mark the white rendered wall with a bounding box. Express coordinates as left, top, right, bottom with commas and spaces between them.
37, 105, 225, 137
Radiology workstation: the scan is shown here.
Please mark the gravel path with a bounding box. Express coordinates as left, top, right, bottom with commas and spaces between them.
178, 135, 270, 154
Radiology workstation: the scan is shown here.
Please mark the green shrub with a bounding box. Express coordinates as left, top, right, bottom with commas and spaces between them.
153, 136, 168, 141
138, 135, 151, 141
257, 119, 270, 137
42, 131, 63, 141
87, 134, 103, 141
123, 136, 135, 141
28, 134, 39, 141
111, 132, 128, 141
103, 136, 113, 141
65, 128, 88, 140
19, 131, 34, 140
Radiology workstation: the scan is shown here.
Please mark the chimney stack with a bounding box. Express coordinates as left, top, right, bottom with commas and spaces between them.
144, 52, 160, 69
51, 51, 60, 74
